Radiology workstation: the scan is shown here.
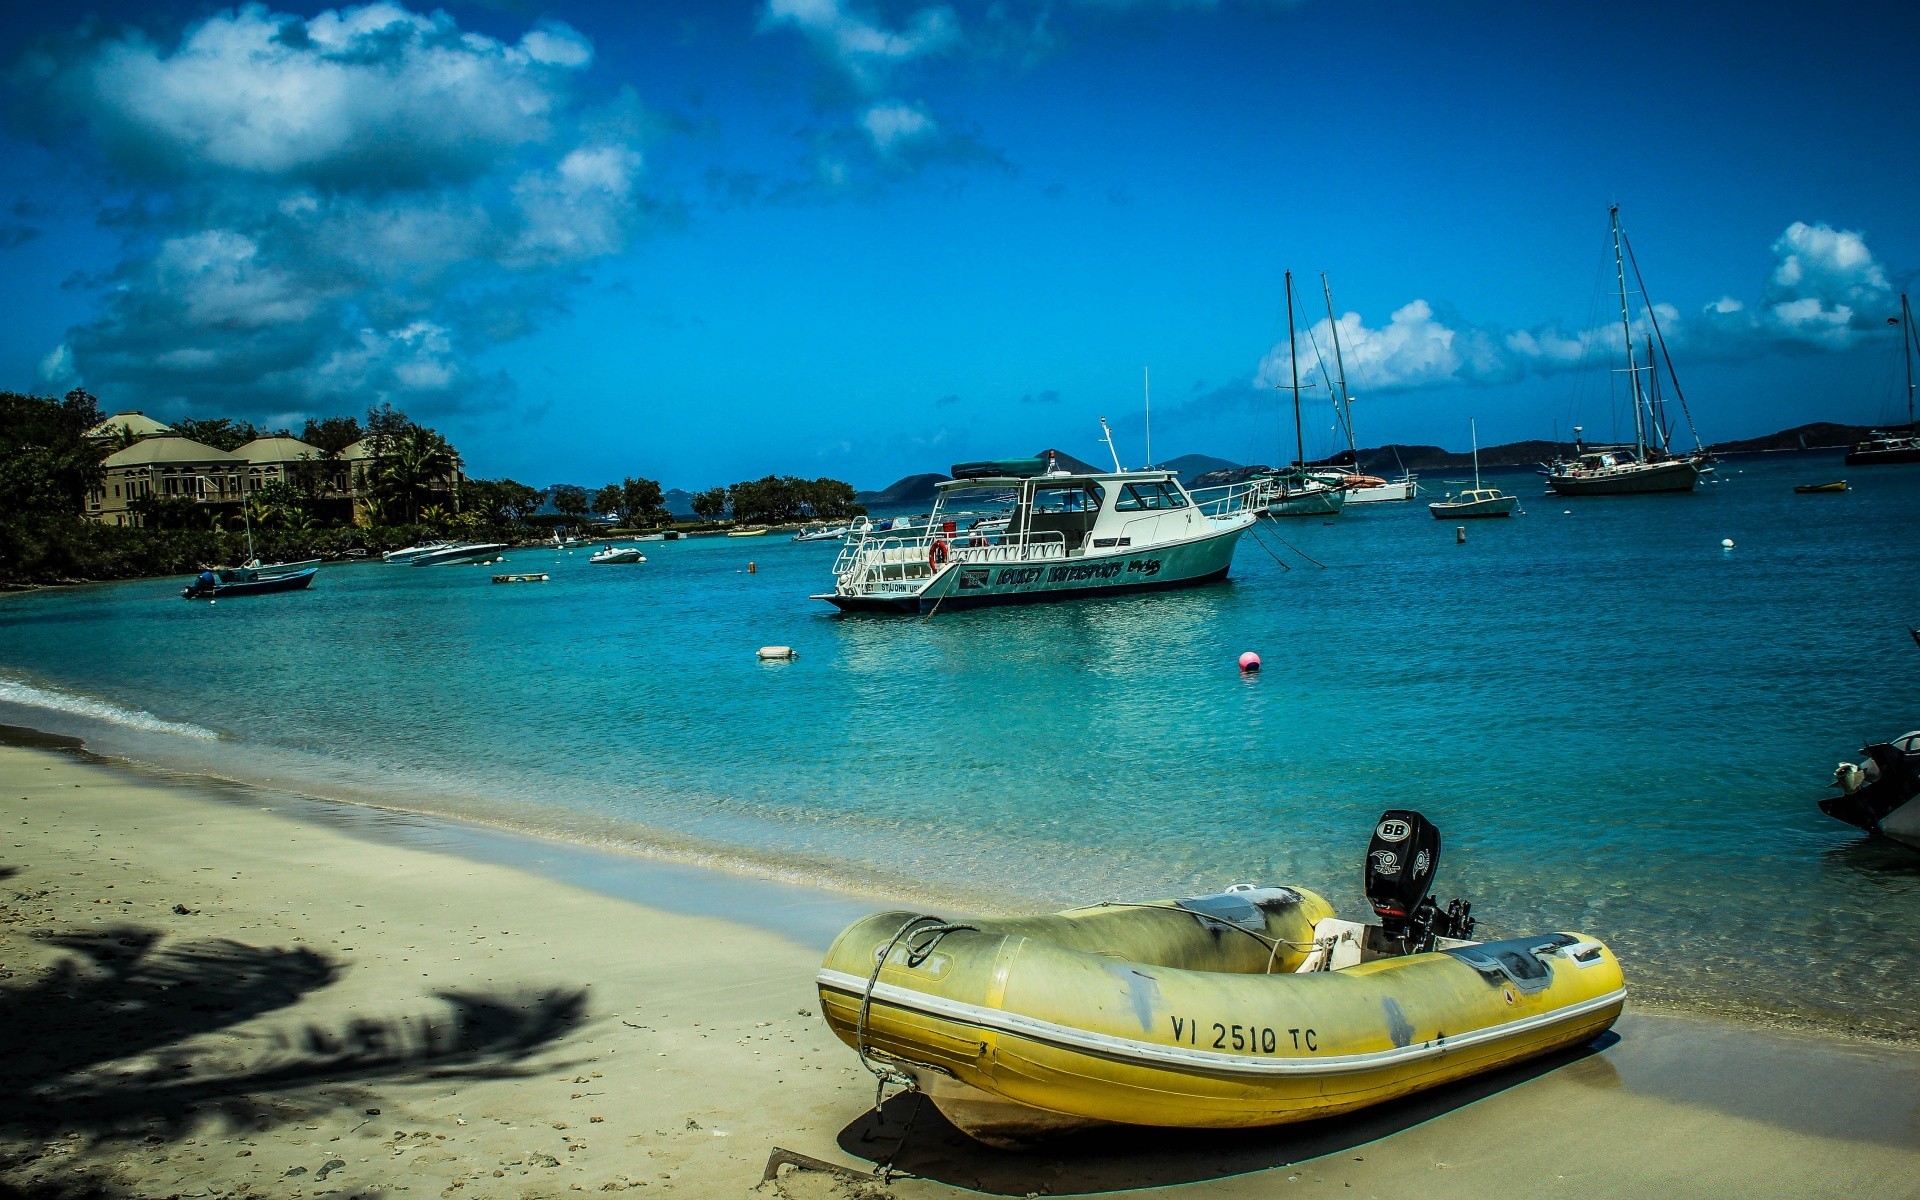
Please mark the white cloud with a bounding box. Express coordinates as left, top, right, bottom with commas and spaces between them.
22, 3, 646, 420
1246, 220, 1903, 399
859, 101, 936, 152
37, 343, 76, 387
48, 3, 594, 189
762, 0, 960, 93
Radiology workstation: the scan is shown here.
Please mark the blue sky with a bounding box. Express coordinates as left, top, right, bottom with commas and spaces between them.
2, 1, 1916, 490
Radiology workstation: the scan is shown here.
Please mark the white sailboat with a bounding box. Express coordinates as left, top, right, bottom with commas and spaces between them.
1428, 419, 1517, 519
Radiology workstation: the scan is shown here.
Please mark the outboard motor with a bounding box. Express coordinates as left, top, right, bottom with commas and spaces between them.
1365, 809, 1475, 952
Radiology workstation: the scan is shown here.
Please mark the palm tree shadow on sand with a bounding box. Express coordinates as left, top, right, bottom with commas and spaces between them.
834, 1033, 1621, 1196
0, 921, 587, 1197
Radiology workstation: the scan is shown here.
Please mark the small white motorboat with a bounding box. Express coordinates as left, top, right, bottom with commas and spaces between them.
792, 524, 850, 543
590, 545, 646, 564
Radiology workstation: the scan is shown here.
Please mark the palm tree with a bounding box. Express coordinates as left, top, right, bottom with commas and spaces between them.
376, 426, 459, 524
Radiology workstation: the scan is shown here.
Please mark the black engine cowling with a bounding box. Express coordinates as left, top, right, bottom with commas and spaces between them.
1365, 809, 1474, 949
1366, 810, 1439, 921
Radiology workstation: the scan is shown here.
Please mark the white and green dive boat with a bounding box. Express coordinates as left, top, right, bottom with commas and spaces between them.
815, 457, 1259, 613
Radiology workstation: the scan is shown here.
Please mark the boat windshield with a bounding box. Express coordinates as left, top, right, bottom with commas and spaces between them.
929, 484, 1020, 525
1031, 483, 1103, 512
1113, 481, 1187, 511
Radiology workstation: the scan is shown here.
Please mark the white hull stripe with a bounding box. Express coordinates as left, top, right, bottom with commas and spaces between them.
818, 968, 1626, 1079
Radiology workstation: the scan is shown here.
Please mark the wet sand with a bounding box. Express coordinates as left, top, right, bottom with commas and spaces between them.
2, 738, 1917, 1199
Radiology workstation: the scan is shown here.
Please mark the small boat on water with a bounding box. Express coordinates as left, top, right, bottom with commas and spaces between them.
1822, 731, 1920, 852
632, 533, 666, 542
1794, 481, 1850, 494
182, 567, 317, 599
589, 546, 645, 564
792, 524, 850, 543
818, 810, 1623, 1145
727, 527, 769, 538
492, 572, 549, 584
1429, 420, 1518, 518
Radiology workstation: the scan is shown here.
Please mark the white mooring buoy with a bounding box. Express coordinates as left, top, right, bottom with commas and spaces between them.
1721, 538, 1735, 550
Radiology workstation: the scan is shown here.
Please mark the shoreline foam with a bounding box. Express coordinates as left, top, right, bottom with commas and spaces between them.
5, 719, 1914, 1048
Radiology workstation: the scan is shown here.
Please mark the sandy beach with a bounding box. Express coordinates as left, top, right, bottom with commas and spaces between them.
3, 733, 1919, 1200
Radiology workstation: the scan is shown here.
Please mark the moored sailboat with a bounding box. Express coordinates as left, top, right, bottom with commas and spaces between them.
1845, 293, 1920, 466
1545, 206, 1711, 496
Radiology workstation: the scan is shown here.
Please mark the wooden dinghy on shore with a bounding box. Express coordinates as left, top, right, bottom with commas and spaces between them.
817, 811, 1624, 1146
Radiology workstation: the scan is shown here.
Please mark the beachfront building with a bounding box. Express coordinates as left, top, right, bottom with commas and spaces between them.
85, 433, 349, 527
82, 422, 466, 527
86, 436, 245, 527
83, 411, 173, 446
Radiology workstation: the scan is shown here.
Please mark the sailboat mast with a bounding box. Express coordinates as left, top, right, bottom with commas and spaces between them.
1322, 273, 1355, 459
1286, 270, 1304, 469
1610, 205, 1646, 456
1471, 418, 1482, 490
1905, 293, 1915, 429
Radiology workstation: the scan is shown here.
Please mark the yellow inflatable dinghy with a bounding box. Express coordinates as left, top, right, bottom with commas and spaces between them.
816, 811, 1625, 1145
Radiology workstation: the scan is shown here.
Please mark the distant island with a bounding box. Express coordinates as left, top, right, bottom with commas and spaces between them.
855, 421, 1911, 500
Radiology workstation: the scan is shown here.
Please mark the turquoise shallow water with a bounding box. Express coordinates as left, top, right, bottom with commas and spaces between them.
4, 450, 1918, 1037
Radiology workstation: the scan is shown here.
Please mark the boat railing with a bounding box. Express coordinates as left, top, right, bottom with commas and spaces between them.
832, 527, 1072, 593
1186, 479, 1266, 519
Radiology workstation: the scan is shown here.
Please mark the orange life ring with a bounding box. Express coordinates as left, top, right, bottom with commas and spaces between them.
928, 538, 951, 569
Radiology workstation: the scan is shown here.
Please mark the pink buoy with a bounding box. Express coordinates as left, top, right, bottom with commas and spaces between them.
1238, 651, 1262, 673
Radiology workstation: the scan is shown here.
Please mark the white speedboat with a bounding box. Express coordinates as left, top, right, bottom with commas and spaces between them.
792, 524, 850, 543
590, 545, 646, 564
816, 456, 1258, 613
383, 540, 455, 563
410, 542, 509, 566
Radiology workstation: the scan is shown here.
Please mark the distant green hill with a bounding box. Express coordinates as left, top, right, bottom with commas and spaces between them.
856, 472, 949, 508
1155, 453, 1239, 485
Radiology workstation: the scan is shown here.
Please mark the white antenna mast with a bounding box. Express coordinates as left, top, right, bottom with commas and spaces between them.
1144, 366, 1152, 470
1099, 417, 1123, 472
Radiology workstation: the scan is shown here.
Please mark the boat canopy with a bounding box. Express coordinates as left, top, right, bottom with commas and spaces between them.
951, 457, 1047, 481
